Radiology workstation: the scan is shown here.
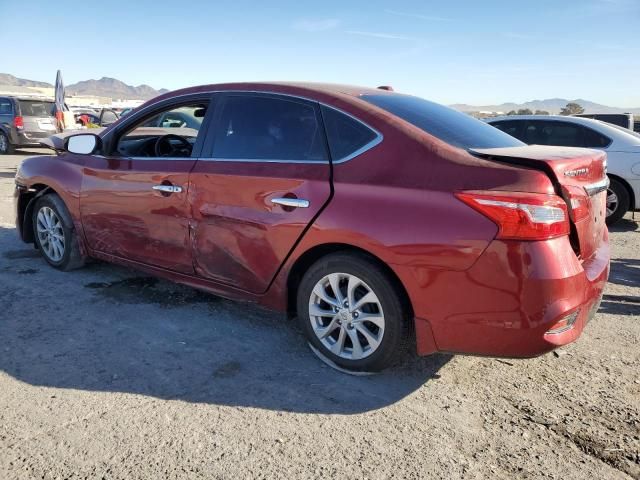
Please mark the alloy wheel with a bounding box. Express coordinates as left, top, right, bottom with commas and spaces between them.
36, 206, 65, 262
606, 188, 618, 218
308, 272, 385, 360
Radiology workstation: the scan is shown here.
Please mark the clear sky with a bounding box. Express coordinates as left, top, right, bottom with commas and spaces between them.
1, 0, 639, 107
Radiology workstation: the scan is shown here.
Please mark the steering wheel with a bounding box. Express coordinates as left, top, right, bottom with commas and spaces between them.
154, 134, 192, 157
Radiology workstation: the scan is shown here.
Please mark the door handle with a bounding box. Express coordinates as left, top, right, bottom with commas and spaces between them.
152, 185, 183, 194
271, 197, 310, 209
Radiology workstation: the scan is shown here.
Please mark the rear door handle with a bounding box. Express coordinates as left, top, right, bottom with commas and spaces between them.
152, 185, 182, 194
271, 197, 310, 208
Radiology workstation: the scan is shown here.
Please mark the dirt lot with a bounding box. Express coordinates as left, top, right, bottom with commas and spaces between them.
0, 150, 638, 480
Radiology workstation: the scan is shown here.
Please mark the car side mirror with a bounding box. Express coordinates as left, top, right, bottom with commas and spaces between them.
66, 133, 100, 155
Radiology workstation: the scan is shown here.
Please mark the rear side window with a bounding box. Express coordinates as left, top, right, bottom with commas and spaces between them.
212, 95, 327, 162
583, 128, 611, 148
491, 120, 525, 141
18, 100, 55, 117
361, 94, 524, 149
0, 100, 12, 115
321, 106, 378, 160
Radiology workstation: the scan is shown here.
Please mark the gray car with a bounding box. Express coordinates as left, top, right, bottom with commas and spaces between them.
0, 97, 58, 154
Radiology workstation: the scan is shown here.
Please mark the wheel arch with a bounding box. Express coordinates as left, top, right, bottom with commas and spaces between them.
608, 173, 635, 211
19, 184, 61, 243
286, 243, 414, 322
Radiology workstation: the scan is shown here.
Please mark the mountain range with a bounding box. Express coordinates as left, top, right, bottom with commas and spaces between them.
450, 98, 640, 115
0, 73, 52, 89
0, 74, 168, 100
2, 74, 639, 112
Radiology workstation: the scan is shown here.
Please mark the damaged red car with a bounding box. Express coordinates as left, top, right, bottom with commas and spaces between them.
14, 83, 610, 371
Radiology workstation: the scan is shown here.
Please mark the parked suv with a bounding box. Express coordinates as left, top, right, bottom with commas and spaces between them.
0, 97, 57, 154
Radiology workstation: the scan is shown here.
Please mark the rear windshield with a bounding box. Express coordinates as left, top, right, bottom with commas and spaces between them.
18, 100, 55, 117
361, 94, 525, 149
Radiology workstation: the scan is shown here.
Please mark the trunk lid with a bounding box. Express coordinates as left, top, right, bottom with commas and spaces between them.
470, 145, 608, 260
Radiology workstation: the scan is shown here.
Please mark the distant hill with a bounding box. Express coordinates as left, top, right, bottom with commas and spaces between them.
450, 98, 640, 115
0, 73, 168, 100
66, 77, 168, 100
0, 73, 52, 88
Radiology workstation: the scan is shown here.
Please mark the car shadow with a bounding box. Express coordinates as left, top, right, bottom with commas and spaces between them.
608, 217, 639, 233
0, 168, 17, 179
0, 226, 449, 414
13, 148, 52, 156
607, 258, 640, 289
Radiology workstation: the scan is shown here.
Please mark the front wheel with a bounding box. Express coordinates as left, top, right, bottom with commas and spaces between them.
32, 194, 85, 270
297, 253, 408, 372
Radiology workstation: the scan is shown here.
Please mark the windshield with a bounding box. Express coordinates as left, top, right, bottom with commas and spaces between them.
18, 100, 56, 117
361, 93, 525, 149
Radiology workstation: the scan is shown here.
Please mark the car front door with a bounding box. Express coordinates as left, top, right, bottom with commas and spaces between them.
79, 95, 213, 274
189, 92, 332, 293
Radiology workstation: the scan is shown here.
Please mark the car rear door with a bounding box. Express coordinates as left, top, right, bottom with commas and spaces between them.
189, 92, 332, 293
79, 95, 213, 274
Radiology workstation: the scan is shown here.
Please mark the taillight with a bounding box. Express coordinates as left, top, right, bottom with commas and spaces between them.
562, 185, 591, 223
455, 191, 570, 240
14, 116, 24, 129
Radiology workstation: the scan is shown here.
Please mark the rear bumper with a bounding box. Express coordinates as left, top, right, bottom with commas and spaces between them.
15, 131, 51, 147
401, 231, 610, 358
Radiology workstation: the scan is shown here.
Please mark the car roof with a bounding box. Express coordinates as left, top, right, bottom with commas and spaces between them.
163, 81, 390, 98
144, 82, 396, 114
487, 114, 605, 124
9, 96, 55, 102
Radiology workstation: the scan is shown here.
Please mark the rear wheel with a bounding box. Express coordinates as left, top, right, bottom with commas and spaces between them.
32, 194, 85, 270
0, 131, 13, 154
297, 253, 408, 371
606, 177, 630, 226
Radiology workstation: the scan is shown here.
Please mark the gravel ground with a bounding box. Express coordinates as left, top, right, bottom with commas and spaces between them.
0, 150, 638, 480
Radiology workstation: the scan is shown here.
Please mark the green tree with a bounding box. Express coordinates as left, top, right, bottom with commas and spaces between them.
506, 110, 517, 115
559, 102, 584, 115
534, 110, 550, 115
517, 108, 533, 115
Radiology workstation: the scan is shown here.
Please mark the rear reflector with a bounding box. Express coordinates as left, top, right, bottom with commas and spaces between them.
14, 116, 24, 129
455, 191, 570, 240
546, 311, 579, 334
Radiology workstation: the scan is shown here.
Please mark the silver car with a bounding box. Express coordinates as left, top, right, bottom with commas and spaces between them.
0, 97, 58, 154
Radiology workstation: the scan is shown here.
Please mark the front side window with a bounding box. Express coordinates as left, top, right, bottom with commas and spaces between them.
116, 102, 208, 158
211, 95, 327, 161
361, 93, 524, 149
321, 105, 378, 160
100, 110, 119, 125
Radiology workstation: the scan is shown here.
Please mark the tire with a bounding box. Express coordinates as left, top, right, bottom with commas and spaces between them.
32, 194, 85, 271
297, 252, 409, 371
0, 130, 13, 155
606, 177, 630, 226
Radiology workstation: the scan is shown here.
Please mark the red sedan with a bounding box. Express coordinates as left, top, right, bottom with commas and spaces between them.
14, 83, 610, 371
